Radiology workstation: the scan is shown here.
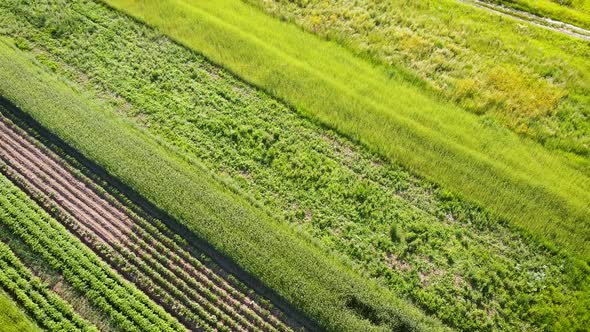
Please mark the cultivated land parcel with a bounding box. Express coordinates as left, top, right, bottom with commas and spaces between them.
0, 0, 588, 331
103, 0, 590, 261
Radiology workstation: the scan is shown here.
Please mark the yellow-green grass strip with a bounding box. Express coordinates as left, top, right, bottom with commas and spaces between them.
0, 40, 446, 332
0, 290, 40, 332
100, 0, 590, 263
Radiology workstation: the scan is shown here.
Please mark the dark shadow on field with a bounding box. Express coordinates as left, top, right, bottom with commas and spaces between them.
0, 95, 319, 332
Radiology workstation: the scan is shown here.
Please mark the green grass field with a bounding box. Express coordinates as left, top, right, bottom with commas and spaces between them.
100, 0, 590, 265
0, 291, 39, 332
245, 0, 590, 158
2, 0, 590, 330
0, 1, 587, 330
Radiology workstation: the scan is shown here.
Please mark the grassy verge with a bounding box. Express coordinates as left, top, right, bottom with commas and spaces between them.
100, 0, 590, 263
0, 290, 39, 332
0, 40, 443, 331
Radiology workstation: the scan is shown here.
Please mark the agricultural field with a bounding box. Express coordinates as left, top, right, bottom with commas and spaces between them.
0, 0, 588, 331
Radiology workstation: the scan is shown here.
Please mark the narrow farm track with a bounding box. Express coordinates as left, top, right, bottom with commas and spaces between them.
459, 0, 590, 40
0, 116, 294, 332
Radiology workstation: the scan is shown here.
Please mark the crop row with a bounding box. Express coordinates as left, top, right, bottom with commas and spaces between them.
60, 160, 287, 331
0, 240, 96, 331
0, 116, 292, 331
0, 174, 184, 332
11, 1, 586, 330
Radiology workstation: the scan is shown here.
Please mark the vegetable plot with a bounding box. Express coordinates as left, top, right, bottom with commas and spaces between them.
0, 241, 95, 331
0, 114, 296, 332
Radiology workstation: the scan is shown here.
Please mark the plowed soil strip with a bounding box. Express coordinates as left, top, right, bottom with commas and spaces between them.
0, 116, 293, 332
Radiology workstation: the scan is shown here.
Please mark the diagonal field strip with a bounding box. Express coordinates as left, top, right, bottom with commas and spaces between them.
0, 115, 297, 332
101, 0, 590, 263
0, 40, 445, 331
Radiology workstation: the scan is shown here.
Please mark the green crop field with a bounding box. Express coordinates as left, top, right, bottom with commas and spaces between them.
0, 0, 587, 331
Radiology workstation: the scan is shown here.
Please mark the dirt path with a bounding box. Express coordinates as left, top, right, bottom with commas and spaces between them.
458, 0, 590, 41
0, 116, 294, 332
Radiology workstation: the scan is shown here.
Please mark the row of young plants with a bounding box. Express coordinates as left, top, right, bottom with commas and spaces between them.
0, 117, 290, 332
0, 240, 95, 331
0, 1, 586, 330
0, 173, 185, 332
0, 132, 221, 332
131, 228, 288, 331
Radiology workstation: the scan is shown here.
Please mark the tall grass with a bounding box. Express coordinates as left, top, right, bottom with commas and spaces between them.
0, 40, 445, 332
102, 0, 590, 263
0, 290, 40, 331
245, 0, 590, 157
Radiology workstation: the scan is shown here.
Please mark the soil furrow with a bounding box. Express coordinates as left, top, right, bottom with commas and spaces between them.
0, 127, 247, 331
0, 121, 135, 232
0, 149, 121, 245
0, 131, 128, 241
0, 117, 293, 331
0, 117, 288, 331
0, 129, 238, 331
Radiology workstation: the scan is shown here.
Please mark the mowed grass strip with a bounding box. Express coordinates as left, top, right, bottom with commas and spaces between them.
101, 0, 590, 263
0, 41, 445, 332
